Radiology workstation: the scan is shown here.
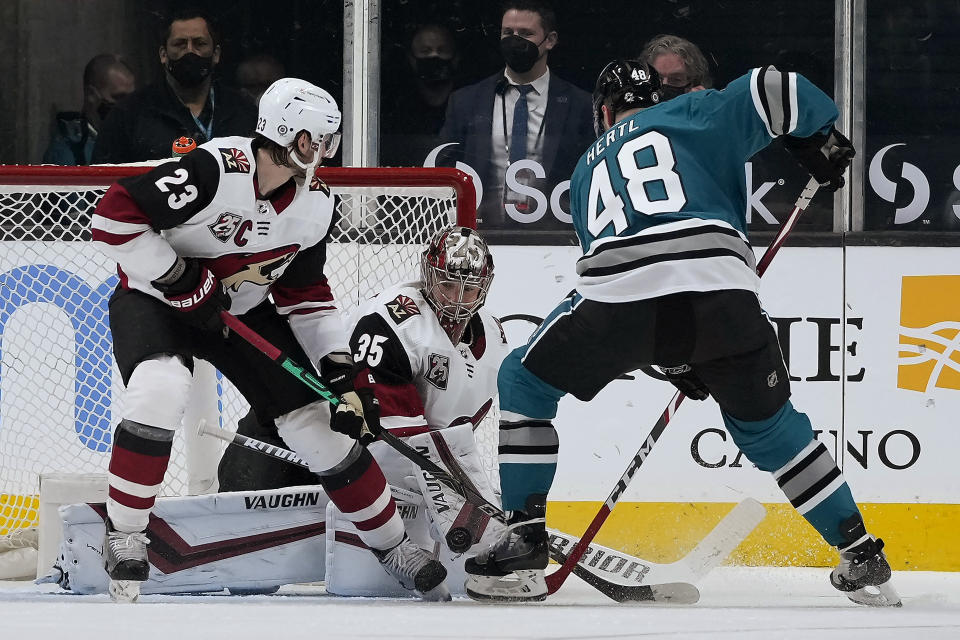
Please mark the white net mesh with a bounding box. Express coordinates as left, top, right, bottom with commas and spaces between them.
0, 166, 500, 535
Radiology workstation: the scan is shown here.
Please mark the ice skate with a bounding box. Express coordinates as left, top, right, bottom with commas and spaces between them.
465, 495, 548, 602
373, 534, 450, 601
830, 534, 901, 607
103, 519, 150, 603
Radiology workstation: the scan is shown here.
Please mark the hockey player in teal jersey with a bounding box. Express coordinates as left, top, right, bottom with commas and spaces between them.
465, 60, 900, 607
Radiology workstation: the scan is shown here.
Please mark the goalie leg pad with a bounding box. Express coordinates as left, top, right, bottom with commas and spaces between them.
325, 492, 472, 598
49, 488, 328, 595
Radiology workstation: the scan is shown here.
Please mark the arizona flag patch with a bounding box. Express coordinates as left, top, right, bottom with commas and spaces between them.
386, 294, 420, 324
219, 147, 251, 174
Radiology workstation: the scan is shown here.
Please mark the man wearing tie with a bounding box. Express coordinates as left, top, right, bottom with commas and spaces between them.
438, 1, 593, 229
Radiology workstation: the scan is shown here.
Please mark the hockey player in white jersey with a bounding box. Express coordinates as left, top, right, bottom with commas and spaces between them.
323, 224, 509, 595
90, 77, 448, 602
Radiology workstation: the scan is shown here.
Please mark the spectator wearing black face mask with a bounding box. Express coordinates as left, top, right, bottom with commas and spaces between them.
92, 8, 257, 164
438, 0, 593, 229
42, 54, 136, 166
380, 23, 460, 167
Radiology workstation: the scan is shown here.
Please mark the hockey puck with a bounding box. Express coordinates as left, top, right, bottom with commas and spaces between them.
445, 526, 473, 553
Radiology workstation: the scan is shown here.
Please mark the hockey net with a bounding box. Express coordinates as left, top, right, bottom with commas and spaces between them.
0, 165, 500, 539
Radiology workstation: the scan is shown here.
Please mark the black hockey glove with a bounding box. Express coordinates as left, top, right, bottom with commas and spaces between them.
321, 351, 357, 396
781, 127, 856, 192
152, 257, 231, 335
660, 364, 710, 401
330, 387, 382, 446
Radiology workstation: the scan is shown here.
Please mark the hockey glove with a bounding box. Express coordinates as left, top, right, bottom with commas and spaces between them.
321, 351, 357, 396
660, 364, 710, 401
152, 257, 231, 334
781, 127, 855, 192
330, 387, 382, 446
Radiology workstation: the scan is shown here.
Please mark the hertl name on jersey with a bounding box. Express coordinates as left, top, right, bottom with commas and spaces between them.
244, 492, 322, 510
586, 118, 642, 165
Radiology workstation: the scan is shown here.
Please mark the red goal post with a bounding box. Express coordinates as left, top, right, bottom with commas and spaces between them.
0, 164, 477, 537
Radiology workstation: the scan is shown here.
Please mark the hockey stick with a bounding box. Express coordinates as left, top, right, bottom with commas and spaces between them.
197, 419, 762, 604
544, 177, 821, 596
217, 311, 506, 530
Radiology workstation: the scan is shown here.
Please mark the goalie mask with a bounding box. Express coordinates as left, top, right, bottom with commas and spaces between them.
592, 59, 664, 136
258, 78, 342, 170
421, 226, 494, 343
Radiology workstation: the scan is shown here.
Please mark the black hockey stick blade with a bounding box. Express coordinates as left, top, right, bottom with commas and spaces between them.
551, 547, 699, 604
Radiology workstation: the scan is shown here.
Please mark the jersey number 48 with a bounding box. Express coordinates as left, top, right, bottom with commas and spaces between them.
587, 131, 687, 236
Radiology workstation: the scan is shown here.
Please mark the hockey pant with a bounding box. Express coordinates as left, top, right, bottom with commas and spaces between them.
44, 425, 497, 596
497, 289, 862, 547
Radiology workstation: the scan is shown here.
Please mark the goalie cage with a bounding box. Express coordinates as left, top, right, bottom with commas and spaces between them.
0, 165, 502, 556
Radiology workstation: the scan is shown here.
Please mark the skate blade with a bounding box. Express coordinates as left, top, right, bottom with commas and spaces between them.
465, 570, 547, 602
109, 579, 141, 603
847, 580, 902, 607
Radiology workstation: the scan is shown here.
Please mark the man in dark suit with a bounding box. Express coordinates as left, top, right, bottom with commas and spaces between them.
438, 0, 593, 230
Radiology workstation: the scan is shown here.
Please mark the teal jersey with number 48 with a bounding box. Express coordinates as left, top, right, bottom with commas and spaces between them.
570, 66, 838, 303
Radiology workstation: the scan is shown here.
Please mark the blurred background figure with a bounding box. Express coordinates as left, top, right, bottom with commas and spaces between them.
235, 53, 286, 105
42, 54, 135, 166
92, 7, 257, 163
380, 23, 460, 167
641, 33, 713, 96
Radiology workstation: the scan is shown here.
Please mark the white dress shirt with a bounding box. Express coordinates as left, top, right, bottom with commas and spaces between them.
490, 67, 550, 196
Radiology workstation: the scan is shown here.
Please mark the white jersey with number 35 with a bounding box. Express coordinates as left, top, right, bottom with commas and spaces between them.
348, 283, 510, 434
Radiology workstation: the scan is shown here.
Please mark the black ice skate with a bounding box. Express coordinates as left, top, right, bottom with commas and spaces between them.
103, 518, 150, 603
465, 494, 548, 602
830, 516, 900, 607
373, 534, 451, 601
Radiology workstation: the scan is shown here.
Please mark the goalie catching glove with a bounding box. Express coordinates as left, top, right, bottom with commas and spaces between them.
660, 364, 709, 401
151, 257, 231, 334
781, 126, 855, 192
324, 353, 383, 446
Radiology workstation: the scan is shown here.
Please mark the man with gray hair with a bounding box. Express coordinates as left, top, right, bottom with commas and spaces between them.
641, 34, 712, 98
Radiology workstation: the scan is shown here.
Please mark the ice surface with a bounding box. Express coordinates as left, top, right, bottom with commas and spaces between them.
2, 567, 959, 639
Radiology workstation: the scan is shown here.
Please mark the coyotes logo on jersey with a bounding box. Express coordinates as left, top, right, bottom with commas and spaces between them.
212, 244, 299, 292
386, 294, 420, 324
219, 147, 251, 174
208, 212, 243, 243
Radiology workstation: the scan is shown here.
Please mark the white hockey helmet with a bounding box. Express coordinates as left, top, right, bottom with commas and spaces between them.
257, 78, 342, 159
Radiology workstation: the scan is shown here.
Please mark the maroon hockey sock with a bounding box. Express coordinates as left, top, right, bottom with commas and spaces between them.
107, 421, 173, 532
321, 447, 403, 550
